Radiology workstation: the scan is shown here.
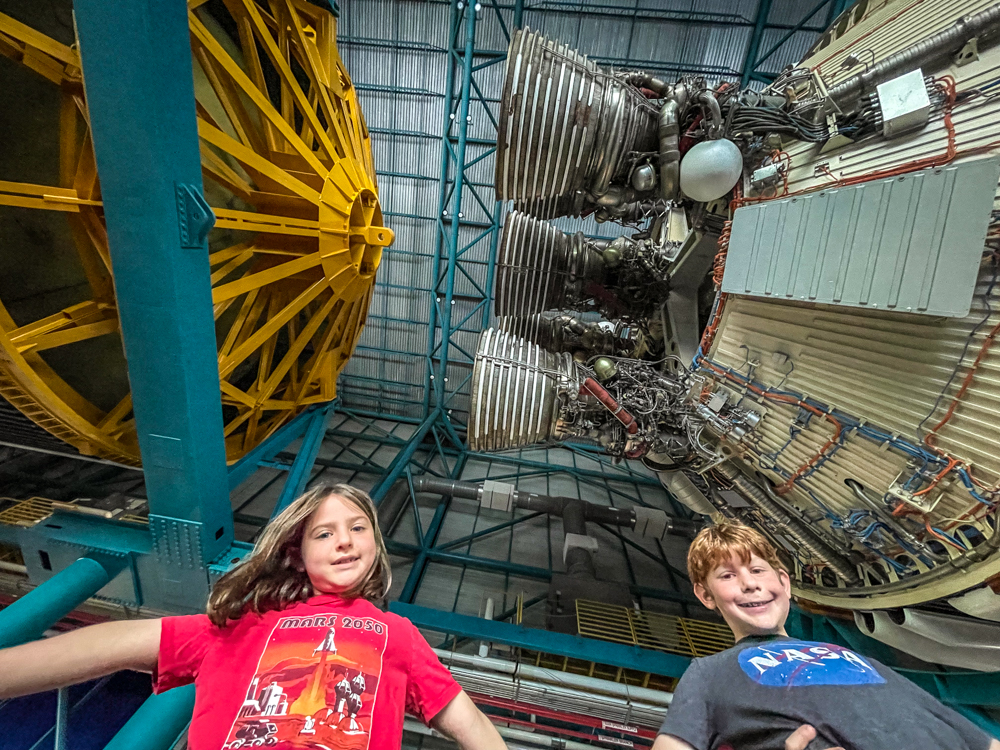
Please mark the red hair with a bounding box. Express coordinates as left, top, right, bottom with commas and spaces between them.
687, 523, 786, 589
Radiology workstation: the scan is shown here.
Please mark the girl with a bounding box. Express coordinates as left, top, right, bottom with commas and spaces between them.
0, 483, 508, 750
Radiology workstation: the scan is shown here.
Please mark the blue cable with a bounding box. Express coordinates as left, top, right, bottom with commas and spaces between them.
696, 355, 995, 507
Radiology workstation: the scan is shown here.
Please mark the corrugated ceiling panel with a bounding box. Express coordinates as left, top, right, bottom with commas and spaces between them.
722, 157, 1000, 317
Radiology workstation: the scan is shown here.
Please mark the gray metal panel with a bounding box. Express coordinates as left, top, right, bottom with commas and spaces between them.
722, 157, 1000, 317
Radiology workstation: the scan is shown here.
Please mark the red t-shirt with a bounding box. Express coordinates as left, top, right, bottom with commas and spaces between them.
154, 594, 462, 750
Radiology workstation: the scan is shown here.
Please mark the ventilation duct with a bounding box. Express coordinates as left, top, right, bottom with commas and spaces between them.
496, 28, 659, 218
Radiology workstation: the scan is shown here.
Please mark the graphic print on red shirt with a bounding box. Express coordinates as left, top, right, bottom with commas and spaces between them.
223, 611, 388, 750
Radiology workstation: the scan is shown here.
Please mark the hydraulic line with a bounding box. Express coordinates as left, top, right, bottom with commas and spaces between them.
825, 4, 1000, 111
845, 479, 948, 564
716, 464, 861, 585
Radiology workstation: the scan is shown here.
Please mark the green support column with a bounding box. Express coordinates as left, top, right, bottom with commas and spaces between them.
103, 685, 196, 750
74, 0, 233, 574
0, 556, 125, 649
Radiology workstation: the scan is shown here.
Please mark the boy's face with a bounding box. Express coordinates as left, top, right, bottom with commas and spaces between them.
300, 494, 377, 595
694, 552, 791, 641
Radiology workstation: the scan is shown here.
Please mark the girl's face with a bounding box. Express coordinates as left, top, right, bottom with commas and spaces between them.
299, 494, 378, 595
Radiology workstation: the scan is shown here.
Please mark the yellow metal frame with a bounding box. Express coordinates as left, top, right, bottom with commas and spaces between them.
0, 1, 392, 464
575, 598, 734, 659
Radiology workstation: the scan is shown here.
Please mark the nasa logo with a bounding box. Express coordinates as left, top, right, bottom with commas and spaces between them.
737, 640, 886, 687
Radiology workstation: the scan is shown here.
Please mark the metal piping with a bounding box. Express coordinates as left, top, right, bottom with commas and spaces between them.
658, 470, 716, 516
716, 464, 860, 585
658, 99, 680, 201
845, 479, 947, 564
404, 718, 597, 750
401, 476, 699, 580
0, 556, 126, 649
826, 4, 1000, 110
406, 476, 699, 536
694, 90, 722, 139
433, 648, 672, 707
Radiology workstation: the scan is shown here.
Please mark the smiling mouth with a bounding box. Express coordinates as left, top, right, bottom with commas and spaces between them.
738, 599, 774, 609
332, 556, 359, 566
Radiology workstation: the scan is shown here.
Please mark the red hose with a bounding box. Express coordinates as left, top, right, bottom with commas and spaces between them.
580, 378, 638, 435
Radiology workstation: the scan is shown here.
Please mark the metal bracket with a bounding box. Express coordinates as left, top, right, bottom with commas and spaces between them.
175, 183, 216, 249
955, 37, 979, 66
150, 515, 204, 569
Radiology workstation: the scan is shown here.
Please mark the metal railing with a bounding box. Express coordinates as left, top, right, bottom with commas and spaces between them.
576, 599, 734, 658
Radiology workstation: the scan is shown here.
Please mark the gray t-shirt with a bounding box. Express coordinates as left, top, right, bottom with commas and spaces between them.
658, 634, 991, 750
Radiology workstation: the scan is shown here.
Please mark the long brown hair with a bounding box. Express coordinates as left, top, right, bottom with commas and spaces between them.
207, 483, 392, 627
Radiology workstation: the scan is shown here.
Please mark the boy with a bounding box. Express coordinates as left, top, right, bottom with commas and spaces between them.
654, 523, 1000, 750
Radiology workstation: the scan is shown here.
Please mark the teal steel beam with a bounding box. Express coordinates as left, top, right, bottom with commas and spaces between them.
0, 556, 126, 648
423, 1, 461, 419
899, 669, 1000, 709
952, 706, 1000, 739
437, 511, 547, 551
398, 452, 469, 602
741, 0, 774, 87
74, 0, 232, 561
385, 540, 701, 605
103, 684, 196, 750
391, 602, 691, 677
54, 687, 69, 750
228, 405, 324, 490
434, 1, 479, 416
271, 403, 336, 518
469, 451, 663, 487
753, 0, 832, 70
370, 410, 440, 503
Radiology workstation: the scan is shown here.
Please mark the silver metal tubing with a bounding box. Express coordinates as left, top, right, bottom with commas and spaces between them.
658, 99, 680, 201
826, 4, 1000, 110
716, 464, 861, 585
694, 90, 722, 138
433, 648, 673, 707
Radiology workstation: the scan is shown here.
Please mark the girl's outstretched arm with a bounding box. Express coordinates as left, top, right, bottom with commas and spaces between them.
0, 618, 161, 698
431, 689, 508, 750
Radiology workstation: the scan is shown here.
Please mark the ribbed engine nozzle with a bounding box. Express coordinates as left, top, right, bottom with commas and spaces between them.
496, 28, 658, 218
494, 211, 605, 320
469, 327, 574, 452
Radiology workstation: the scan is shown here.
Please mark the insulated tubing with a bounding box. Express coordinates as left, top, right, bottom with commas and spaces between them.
496, 28, 657, 218
469, 328, 573, 451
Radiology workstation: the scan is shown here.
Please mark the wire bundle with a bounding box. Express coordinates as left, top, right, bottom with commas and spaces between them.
726, 104, 829, 142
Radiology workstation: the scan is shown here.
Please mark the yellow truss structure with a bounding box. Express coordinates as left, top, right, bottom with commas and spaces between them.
0, 0, 392, 465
